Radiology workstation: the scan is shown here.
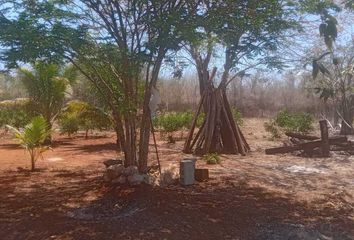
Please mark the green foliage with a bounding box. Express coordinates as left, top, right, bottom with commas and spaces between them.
154, 112, 193, 133
231, 108, 243, 126
203, 153, 221, 165
275, 110, 314, 133
319, 11, 338, 50
59, 100, 112, 137
265, 110, 314, 139
196, 112, 205, 128
154, 109, 243, 138
0, 99, 34, 129
0, 109, 31, 129
18, 62, 74, 129
153, 111, 194, 142
297, 0, 341, 14
7, 116, 51, 171
59, 113, 80, 137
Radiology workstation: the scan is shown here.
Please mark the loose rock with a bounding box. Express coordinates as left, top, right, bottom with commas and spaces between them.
128, 174, 145, 185
103, 172, 111, 183
103, 159, 123, 168
123, 166, 139, 176
112, 176, 126, 185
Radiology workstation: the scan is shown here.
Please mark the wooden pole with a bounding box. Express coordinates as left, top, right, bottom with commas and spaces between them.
183, 93, 205, 153
150, 116, 161, 174
319, 120, 330, 157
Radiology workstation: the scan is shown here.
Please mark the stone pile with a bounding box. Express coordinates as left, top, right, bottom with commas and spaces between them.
103, 160, 146, 186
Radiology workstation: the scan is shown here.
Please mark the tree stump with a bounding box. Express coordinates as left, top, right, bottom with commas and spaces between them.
320, 120, 330, 157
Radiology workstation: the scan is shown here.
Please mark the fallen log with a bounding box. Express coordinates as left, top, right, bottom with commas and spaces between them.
265, 136, 347, 155
285, 132, 320, 141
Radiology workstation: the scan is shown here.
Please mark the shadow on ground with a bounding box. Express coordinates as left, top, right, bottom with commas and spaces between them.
0, 169, 353, 240
63, 142, 118, 154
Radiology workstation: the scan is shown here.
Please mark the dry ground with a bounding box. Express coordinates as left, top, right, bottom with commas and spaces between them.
0, 118, 353, 240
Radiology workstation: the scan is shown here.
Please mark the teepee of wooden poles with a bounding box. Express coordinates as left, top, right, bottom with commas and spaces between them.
183, 68, 250, 156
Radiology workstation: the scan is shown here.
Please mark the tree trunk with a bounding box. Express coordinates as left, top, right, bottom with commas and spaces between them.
320, 120, 330, 157
340, 114, 354, 135
115, 127, 122, 152
44, 120, 52, 145
122, 117, 136, 167
31, 158, 35, 171
112, 111, 136, 167
138, 51, 165, 173
340, 98, 354, 135
138, 97, 151, 173
30, 150, 36, 171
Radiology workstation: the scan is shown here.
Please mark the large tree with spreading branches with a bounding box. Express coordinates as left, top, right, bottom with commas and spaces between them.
0, 0, 199, 172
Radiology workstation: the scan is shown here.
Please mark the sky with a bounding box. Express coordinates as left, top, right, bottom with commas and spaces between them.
1, 3, 354, 85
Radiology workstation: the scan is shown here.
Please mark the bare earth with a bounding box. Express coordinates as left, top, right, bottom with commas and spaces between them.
0, 118, 353, 240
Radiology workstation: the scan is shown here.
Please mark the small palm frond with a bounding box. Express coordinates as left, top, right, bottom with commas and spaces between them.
7, 116, 50, 149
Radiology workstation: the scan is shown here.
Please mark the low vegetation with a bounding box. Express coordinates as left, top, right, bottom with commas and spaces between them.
7, 116, 51, 171
264, 110, 314, 139
203, 153, 221, 165
59, 100, 112, 138
153, 112, 193, 142
0, 99, 34, 130
154, 109, 243, 143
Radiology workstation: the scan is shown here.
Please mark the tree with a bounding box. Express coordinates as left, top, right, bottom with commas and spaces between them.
60, 100, 112, 139
0, 0, 199, 172
182, 0, 297, 155
310, 5, 354, 135
181, 0, 296, 97
7, 116, 51, 171
312, 46, 354, 135
18, 62, 75, 142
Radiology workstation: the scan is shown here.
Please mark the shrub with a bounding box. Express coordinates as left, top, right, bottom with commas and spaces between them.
0, 99, 34, 129
274, 110, 314, 133
59, 100, 112, 138
265, 110, 314, 139
7, 116, 51, 171
154, 112, 193, 142
0, 109, 32, 129
59, 113, 80, 137
180, 111, 194, 129
203, 153, 221, 165
154, 109, 243, 142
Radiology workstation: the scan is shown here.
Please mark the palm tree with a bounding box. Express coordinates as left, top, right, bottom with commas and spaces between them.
7, 116, 51, 171
18, 62, 76, 143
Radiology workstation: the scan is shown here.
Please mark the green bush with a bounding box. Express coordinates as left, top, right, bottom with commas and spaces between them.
203, 153, 221, 165
274, 110, 314, 133
265, 110, 314, 139
0, 109, 32, 129
155, 112, 185, 132
59, 113, 80, 137
153, 109, 243, 142
155, 112, 190, 132
154, 111, 194, 142
59, 100, 112, 138
0, 99, 34, 129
